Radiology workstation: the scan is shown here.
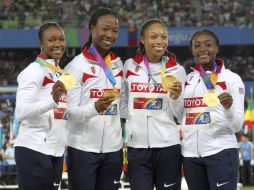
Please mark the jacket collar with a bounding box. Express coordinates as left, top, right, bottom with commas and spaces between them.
192, 58, 224, 73
37, 54, 57, 65
82, 48, 119, 63
132, 53, 177, 69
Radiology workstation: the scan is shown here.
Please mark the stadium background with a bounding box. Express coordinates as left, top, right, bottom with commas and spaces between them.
0, 0, 254, 189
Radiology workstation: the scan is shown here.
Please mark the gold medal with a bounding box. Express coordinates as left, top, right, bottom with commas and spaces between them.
161, 75, 177, 92
59, 73, 76, 90
203, 91, 220, 107
103, 87, 120, 99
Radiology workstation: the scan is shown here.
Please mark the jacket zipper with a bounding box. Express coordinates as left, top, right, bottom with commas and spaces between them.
100, 74, 108, 153
194, 78, 201, 157
100, 122, 105, 153
193, 78, 201, 96
196, 131, 201, 157
147, 116, 150, 148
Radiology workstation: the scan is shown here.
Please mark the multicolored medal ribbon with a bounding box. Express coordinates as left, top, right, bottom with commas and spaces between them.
144, 54, 177, 92
143, 55, 160, 88
35, 56, 76, 90
198, 64, 219, 107
88, 45, 119, 99
160, 56, 177, 92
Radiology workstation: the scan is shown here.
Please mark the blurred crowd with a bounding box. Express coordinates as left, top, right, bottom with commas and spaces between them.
0, 99, 15, 174
0, 0, 254, 29
0, 47, 254, 86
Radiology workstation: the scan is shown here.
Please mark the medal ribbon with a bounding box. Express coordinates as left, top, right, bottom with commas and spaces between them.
36, 57, 64, 74
89, 45, 116, 87
160, 56, 169, 81
143, 55, 160, 87
143, 55, 170, 88
198, 63, 218, 91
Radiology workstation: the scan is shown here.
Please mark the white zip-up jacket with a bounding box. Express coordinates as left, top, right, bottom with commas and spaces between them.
15, 56, 67, 157
181, 59, 245, 157
65, 49, 123, 153
121, 53, 186, 148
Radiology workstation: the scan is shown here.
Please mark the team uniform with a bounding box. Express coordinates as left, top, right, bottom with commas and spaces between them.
181, 59, 245, 190
65, 49, 123, 190
121, 53, 186, 190
15, 55, 67, 190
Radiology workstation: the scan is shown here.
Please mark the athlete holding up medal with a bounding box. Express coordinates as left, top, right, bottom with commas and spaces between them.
181, 30, 245, 190
14, 22, 68, 190
120, 18, 186, 190
64, 8, 123, 190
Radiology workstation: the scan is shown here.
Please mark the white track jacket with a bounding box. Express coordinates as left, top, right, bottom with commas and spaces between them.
181, 59, 245, 157
65, 49, 123, 153
15, 56, 67, 157
121, 53, 186, 148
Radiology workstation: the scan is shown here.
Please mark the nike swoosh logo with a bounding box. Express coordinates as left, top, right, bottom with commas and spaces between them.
53, 182, 60, 187
164, 182, 176, 187
217, 181, 229, 187
112, 67, 117, 70
114, 180, 120, 184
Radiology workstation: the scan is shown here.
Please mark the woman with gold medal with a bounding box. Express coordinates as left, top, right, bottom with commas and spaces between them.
14, 22, 68, 190
64, 8, 123, 190
181, 30, 245, 190
120, 18, 186, 190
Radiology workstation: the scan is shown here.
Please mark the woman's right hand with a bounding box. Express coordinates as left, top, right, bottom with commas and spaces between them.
169, 81, 182, 100
52, 81, 67, 103
95, 95, 115, 113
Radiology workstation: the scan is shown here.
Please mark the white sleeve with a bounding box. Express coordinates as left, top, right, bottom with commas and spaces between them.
65, 58, 98, 122
169, 65, 186, 123
224, 74, 245, 133
15, 65, 57, 121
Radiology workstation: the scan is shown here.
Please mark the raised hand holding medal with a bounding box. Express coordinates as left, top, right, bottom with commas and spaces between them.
161, 75, 177, 92
36, 57, 76, 90
58, 73, 76, 90
160, 56, 182, 99
203, 90, 220, 107
89, 45, 120, 100
218, 92, 233, 109
88, 45, 119, 113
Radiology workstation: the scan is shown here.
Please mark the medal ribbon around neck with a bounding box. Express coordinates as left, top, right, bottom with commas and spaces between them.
143, 55, 160, 88
89, 45, 116, 87
160, 56, 169, 79
198, 63, 218, 91
198, 63, 220, 107
35, 56, 76, 90
36, 57, 64, 73
160, 55, 177, 92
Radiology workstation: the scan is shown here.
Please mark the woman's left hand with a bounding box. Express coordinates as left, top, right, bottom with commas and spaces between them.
218, 92, 233, 109
169, 81, 182, 100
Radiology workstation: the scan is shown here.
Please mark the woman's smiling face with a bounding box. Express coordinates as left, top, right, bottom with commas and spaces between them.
191, 32, 219, 68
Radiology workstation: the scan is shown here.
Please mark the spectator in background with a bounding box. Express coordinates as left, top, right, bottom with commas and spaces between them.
239, 134, 254, 186
1, 140, 15, 172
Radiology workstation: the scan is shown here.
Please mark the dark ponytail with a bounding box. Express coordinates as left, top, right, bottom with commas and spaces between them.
82, 34, 92, 50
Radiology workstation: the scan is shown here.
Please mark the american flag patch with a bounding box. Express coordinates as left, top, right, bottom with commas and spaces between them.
239, 87, 245, 94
